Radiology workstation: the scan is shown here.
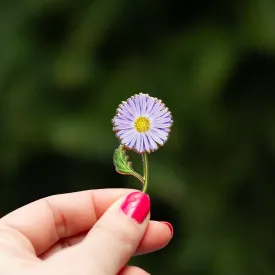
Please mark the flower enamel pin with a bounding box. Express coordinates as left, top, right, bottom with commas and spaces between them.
112, 93, 173, 193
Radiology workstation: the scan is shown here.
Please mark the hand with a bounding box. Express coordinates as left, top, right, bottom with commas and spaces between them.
0, 189, 173, 274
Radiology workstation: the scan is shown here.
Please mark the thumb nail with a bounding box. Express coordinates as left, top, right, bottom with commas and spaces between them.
121, 192, 150, 223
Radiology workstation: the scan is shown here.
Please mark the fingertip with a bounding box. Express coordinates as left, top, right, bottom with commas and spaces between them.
136, 220, 173, 255
160, 221, 174, 238
119, 265, 150, 275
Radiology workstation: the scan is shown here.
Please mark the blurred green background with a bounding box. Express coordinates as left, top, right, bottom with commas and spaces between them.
1, 0, 275, 274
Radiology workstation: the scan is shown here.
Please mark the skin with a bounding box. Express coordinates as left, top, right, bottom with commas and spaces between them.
0, 188, 172, 275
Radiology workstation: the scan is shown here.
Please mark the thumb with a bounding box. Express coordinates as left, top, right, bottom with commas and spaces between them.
76, 191, 150, 274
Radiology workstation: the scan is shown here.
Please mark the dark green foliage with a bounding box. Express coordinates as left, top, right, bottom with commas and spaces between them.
1, 1, 275, 274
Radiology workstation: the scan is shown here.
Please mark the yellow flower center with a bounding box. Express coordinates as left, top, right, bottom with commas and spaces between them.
134, 117, 150, 133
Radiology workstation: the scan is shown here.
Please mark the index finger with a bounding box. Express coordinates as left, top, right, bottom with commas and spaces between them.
0, 188, 134, 255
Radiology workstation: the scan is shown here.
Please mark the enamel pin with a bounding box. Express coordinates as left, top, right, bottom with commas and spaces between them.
112, 93, 173, 193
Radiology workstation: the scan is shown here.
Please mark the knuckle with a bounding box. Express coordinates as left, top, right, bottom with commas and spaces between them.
42, 198, 67, 240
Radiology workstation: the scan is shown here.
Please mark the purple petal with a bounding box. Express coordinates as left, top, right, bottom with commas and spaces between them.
128, 132, 138, 148
142, 133, 150, 153
154, 112, 171, 122
154, 111, 171, 119
138, 95, 143, 116
119, 106, 134, 119
145, 96, 156, 115
116, 113, 131, 120
146, 132, 158, 150
121, 130, 136, 144
151, 107, 169, 119
135, 134, 141, 152
122, 134, 135, 145
121, 101, 136, 118
154, 117, 172, 124
148, 100, 164, 117
153, 123, 172, 128
128, 97, 139, 117
139, 94, 147, 116
116, 130, 130, 139
118, 108, 134, 121
116, 130, 126, 137
114, 123, 134, 131
148, 129, 164, 145
158, 127, 170, 133
151, 128, 168, 139
133, 95, 141, 116
112, 117, 132, 125
139, 134, 144, 153
119, 129, 135, 139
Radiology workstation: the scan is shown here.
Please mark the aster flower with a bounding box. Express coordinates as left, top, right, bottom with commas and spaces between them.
112, 93, 173, 154
112, 93, 173, 193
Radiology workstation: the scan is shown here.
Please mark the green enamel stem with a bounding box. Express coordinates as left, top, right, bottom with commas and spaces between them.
142, 152, 149, 193
133, 172, 145, 185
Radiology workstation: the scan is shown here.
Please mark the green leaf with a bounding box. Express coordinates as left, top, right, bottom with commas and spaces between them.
113, 145, 144, 184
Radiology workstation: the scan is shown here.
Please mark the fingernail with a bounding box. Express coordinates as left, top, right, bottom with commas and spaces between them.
121, 192, 150, 223
161, 221, 174, 237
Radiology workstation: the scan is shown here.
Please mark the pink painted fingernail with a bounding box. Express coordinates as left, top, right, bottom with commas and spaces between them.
121, 192, 150, 223
161, 221, 174, 237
